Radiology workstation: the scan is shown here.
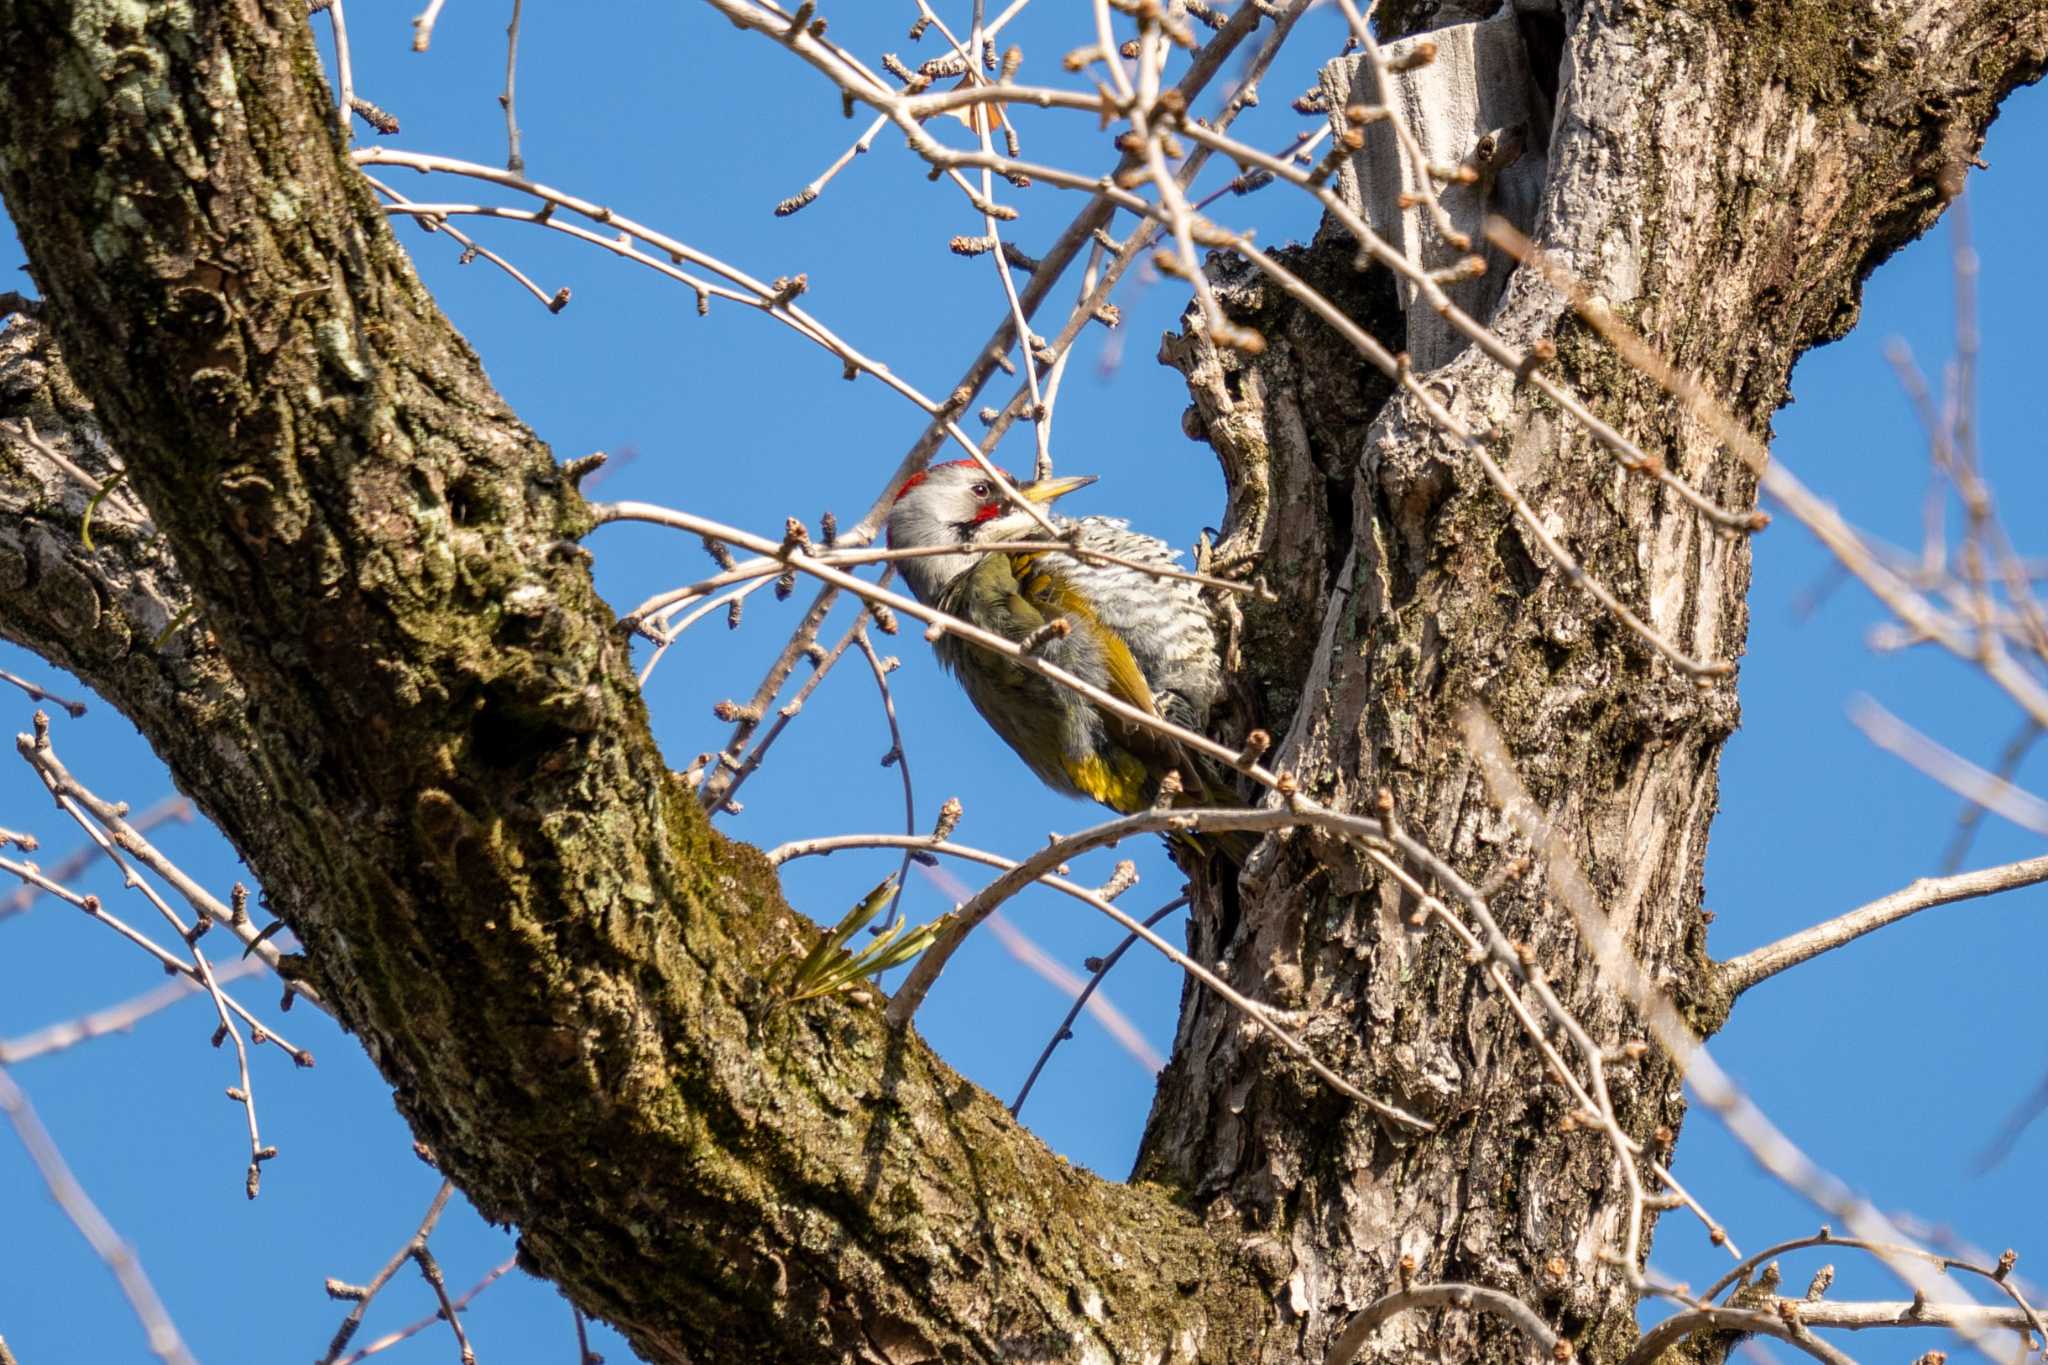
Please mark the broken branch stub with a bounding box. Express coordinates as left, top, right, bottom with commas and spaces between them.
1320, 11, 1547, 370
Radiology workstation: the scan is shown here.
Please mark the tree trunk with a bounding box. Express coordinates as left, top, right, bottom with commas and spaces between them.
0, 1, 2042, 1363
1145, 1, 2046, 1356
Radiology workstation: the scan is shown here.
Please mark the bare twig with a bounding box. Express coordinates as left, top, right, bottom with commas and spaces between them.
570, 1301, 600, 1364
1, 795, 193, 921
1622, 1304, 1855, 1365
1009, 894, 1187, 1116
335, 1258, 514, 1365
319, 1180, 456, 1365
1759, 1297, 2037, 1333
409, 1238, 476, 1365
0, 665, 86, 718
1851, 697, 2048, 835
20, 731, 289, 1195
1941, 720, 2042, 871
18, 729, 326, 1009
411, 0, 448, 52
915, 0, 1055, 476
0, 855, 312, 1064
707, 598, 874, 813
1975, 1068, 2048, 1175
770, 832, 1142, 925
697, 582, 842, 809
1701, 1229, 2048, 1346
365, 179, 565, 311
771, 812, 1430, 1130
636, 578, 776, 686
1, 959, 267, 1064
351, 149, 1061, 540
854, 626, 919, 925
501, 0, 525, 173
981, 907, 1165, 1074
0, 1066, 195, 1365
17, 726, 294, 1192
1719, 852, 2048, 998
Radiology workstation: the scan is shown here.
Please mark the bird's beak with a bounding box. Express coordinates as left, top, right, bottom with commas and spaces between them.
1018, 473, 1097, 504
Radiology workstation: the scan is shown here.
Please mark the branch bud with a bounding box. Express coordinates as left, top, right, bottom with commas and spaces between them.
1235, 729, 1270, 770
1096, 859, 1139, 900
1385, 40, 1437, 73
774, 188, 820, 217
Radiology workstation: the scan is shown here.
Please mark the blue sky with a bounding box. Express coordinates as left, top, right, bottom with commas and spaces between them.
2, 4, 2044, 1361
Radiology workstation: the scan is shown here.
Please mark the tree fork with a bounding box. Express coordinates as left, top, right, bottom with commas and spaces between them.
0, 0, 2043, 1362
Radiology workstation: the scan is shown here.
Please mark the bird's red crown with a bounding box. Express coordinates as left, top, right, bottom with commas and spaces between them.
891, 459, 1015, 504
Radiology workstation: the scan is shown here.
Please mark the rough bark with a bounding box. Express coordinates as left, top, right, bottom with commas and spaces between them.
1145, 0, 2048, 1359
0, 2, 2042, 1365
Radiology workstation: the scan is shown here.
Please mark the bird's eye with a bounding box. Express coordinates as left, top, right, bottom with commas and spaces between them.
971, 482, 991, 498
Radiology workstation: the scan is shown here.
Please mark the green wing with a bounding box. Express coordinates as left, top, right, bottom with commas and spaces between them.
1012, 551, 1160, 721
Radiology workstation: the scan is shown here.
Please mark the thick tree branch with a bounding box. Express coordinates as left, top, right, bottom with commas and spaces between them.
0, 316, 268, 849
0, 6, 1266, 1361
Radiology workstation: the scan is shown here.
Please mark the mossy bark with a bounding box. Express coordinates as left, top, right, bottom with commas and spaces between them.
0, 3, 1267, 1361
0, 0, 2043, 1362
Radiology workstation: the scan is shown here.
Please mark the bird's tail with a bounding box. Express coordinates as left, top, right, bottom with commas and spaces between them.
1139, 689, 1261, 866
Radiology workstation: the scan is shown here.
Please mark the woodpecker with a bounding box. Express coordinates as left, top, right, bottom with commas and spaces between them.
886, 460, 1236, 844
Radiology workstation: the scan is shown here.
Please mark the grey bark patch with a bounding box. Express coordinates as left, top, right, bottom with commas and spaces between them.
1321, 11, 1548, 370
31, 532, 101, 635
